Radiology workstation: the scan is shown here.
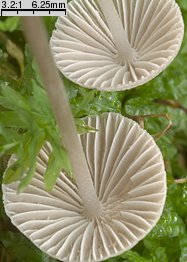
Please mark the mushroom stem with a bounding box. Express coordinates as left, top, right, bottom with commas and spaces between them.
21, 17, 101, 218
98, 0, 133, 64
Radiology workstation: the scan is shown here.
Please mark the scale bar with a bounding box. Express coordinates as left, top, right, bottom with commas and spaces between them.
1, 8, 67, 16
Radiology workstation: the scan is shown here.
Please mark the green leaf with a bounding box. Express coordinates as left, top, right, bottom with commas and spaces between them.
148, 209, 185, 239
18, 161, 37, 193
0, 85, 29, 111
44, 145, 72, 191
75, 118, 98, 134
18, 132, 45, 192
0, 142, 19, 157
0, 17, 20, 32
3, 160, 23, 184
0, 123, 20, 142
151, 247, 168, 262
0, 230, 45, 262
0, 111, 26, 128
43, 17, 57, 37
177, 0, 187, 11
120, 250, 147, 261
180, 235, 187, 262
105, 250, 146, 262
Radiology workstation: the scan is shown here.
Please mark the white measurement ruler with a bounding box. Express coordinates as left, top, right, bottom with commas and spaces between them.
0, 0, 67, 16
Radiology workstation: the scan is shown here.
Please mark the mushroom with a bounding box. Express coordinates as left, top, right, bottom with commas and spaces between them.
3, 113, 166, 261
2, 17, 166, 261
50, 0, 184, 91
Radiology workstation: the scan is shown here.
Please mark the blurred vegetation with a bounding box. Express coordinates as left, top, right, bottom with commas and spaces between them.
0, 0, 187, 260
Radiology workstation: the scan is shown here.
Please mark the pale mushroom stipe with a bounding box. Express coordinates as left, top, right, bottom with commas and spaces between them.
50, 0, 184, 91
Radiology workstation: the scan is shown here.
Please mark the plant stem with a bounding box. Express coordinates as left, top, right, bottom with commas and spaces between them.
126, 113, 173, 140
98, 0, 133, 64
21, 17, 101, 217
175, 178, 187, 184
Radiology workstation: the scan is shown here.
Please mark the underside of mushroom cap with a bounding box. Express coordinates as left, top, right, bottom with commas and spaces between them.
50, 0, 184, 91
2, 113, 166, 261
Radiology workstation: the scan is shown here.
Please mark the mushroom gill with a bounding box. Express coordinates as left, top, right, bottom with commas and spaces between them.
50, 0, 184, 91
3, 113, 167, 261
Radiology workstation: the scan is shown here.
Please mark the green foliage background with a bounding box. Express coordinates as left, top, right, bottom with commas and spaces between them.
0, 1, 187, 261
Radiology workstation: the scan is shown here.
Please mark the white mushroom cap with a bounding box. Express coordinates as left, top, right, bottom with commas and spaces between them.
2, 113, 166, 261
50, 0, 184, 91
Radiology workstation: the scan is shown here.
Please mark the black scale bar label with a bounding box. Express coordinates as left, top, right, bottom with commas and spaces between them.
0, 0, 67, 16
